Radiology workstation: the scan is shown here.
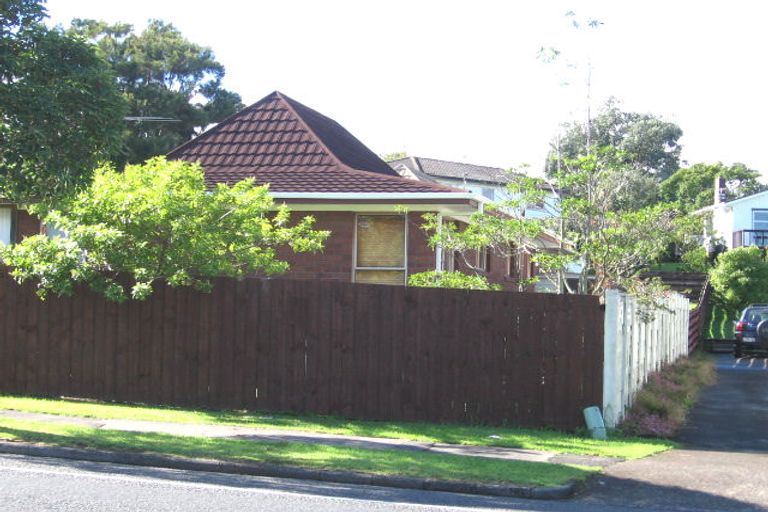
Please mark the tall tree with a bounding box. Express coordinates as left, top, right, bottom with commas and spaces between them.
660, 162, 765, 213
68, 19, 243, 165
0, 0, 126, 202
547, 99, 683, 181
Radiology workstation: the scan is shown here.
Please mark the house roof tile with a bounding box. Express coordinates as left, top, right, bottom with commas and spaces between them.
389, 156, 511, 184
168, 91, 464, 194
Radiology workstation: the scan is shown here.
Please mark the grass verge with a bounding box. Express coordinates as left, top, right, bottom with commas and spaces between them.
0, 395, 672, 459
620, 351, 716, 438
0, 417, 596, 487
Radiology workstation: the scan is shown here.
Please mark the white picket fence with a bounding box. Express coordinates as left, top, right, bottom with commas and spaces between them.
602, 289, 690, 428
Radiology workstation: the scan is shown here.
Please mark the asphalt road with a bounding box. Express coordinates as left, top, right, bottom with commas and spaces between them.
0, 353, 765, 512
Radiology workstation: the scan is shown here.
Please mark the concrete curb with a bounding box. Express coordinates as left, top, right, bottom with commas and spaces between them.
0, 441, 581, 500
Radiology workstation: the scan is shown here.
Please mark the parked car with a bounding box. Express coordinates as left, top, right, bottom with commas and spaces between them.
733, 304, 768, 357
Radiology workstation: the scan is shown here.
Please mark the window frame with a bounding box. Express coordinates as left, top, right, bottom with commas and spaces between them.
0, 206, 15, 246
753, 209, 768, 231
352, 213, 408, 285
477, 246, 491, 272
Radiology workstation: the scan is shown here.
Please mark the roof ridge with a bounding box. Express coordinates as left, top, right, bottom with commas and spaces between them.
277, 92, 398, 178
273, 91, 353, 175
167, 91, 281, 159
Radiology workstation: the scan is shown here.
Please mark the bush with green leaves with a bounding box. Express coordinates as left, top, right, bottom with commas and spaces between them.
408, 271, 500, 291
709, 246, 768, 311
680, 246, 711, 273
0, 158, 329, 301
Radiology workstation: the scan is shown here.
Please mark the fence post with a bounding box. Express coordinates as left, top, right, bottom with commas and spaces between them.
603, 289, 621, 428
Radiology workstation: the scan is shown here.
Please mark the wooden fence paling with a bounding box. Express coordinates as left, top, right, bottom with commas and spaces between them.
602, 289, 691, 428
0, 276, 605, 430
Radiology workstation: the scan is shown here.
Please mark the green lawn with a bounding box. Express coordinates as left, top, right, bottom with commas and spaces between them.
705, 304, 736, 340
0, 395, 673, 459
0, 417, 597, 487
648, 262, 688, 272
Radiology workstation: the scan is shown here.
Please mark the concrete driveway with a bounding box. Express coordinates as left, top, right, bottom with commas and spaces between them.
577, 353, 768, 512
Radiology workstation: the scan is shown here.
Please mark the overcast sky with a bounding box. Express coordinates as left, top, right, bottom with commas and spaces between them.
46, 0, 768, 177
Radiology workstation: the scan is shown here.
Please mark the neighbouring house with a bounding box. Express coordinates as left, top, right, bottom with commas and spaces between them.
388, 156, 559, 219
697, 177, 768, 250
167, 91, 536, 290
390, 156, 579, 291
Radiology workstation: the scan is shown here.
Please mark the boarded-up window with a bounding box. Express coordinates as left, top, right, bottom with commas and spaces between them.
355, 215, 406, 285
0, 208, 12, 245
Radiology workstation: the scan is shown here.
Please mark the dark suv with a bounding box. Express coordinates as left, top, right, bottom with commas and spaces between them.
734, 304, 768, 357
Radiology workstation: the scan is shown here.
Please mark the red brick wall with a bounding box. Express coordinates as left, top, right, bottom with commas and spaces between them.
277, 211, 438, 283
8, 206, 536, 291
406, 214, 436, 276
277, 211, 355, 282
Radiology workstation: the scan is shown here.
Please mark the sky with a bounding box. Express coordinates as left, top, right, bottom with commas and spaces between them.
46, 0, 768, 177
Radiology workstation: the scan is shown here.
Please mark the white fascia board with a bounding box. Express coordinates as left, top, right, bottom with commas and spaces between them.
270, 192, 490, 203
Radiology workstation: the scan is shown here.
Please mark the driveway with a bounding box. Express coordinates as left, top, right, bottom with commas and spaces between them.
577, 353, 768, 512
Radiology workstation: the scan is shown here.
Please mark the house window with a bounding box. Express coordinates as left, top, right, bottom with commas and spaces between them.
354, 214, 406, 285
481, 188, 495, 200
477, 246, 491, 272
0, 207, 12, 245
508, 253, 518, 277
753, 210, 768, 231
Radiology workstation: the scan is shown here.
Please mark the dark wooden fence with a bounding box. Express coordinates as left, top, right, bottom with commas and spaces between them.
0, 276, 604, 430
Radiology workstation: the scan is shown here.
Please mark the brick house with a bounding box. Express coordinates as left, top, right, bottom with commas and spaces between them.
0, 202, 48, 245
168, 91, 535, 290
0, 91, 538, 290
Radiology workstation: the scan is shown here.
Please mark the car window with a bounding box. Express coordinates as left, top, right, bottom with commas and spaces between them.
745, 308, 768, 322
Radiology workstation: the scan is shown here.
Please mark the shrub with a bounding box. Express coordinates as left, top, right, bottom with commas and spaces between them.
408, 271, 501, 291
710, 246, 768, 311
619, 352, 715, 438
680, 246, 711, 272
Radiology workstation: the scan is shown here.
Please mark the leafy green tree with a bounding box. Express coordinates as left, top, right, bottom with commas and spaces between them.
419, 173, 547, 292
541, 148, 697, 295
547, 99, 683, 181
420, 149, 697, 299
710, 246, 768, 311
0, 158, 329, 301
408, 271, 500, 291
659, 162, 764, 212
68, 18, 243, 165
0, 0, 126, 201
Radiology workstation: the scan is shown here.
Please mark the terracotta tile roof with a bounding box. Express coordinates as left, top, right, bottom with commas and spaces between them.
168, 91, 465, 195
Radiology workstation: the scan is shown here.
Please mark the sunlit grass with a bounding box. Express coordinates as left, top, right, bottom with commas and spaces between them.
0, 417, 597, 487
0, 394, 674, 459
